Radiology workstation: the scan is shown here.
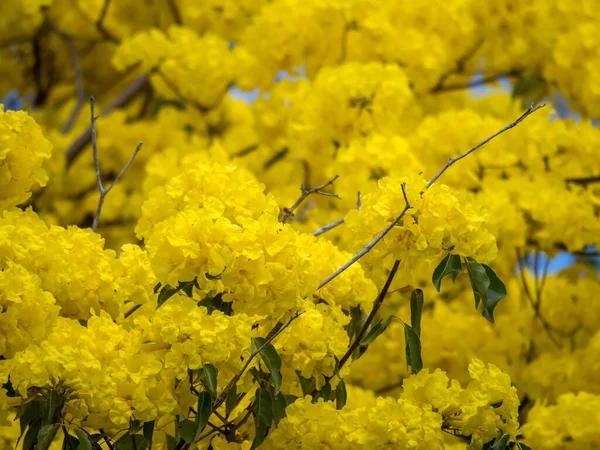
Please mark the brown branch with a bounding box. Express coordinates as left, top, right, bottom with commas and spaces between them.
212, 310, 305, 412
65, 74, 150, 166
565, 175, 600, 186
168, 0, 183, 24
318, 183, 411, 289
432, 69, 522, 93
280, 175, 340, 224
337, 259, 401, 370
431, 39, 484, 93
374, 378, 405, 396
95, 0, 119, 43
90, 96, 143, 231
318, 104, 545, 289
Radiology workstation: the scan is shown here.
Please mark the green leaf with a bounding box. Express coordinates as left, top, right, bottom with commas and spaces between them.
128, 418, 141, 435
143, 421, 154, 447
114, 434, 148, 450
335, 379, 347, 410
62, 434, 80, 450
481, 264, 507, 323
75, 428, 93, 450
296, 372, 316, 396
178, 420, 197, 444
197, 293, 233, 315
225, 384, 239, 417
319, 380, 332, 401
181, 281, 194, 297
165, 434, 177, 450
410, 289, 424, 338
43, 390, 60, 426
251, 388, 273, 449
34, 424, 58, 450
157, 285, 178, 308
490, 434, 510, 450
252, 337, 283, 395
404, 325, 423, 373
346, 306, 368, 343
199, 364, 218, 398
360, 316, 393, 346
23, 419, 42, 450
517, 443, 533, 450
465, 257, 490, 309
432, 253, 462, 292
191, 391, 213, 442
271, 390, 287, 426
512, 73, 548, 108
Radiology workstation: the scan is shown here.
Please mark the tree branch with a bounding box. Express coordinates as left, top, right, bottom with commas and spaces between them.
312, 191, 361, 237
90, 96, 143, 231
65, 74, 150, 166
280, 175, 340, 223
95, 0, 119, 43
167, 0, 183, 24
565, 175, 600, 186
212, 310, 305, 411
337, 259, 401, 370
432, 69, 522, 93
318, 183, 411, 289
317, 104, 545, 289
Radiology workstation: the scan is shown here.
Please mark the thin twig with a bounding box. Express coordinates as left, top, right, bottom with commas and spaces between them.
424, 104, 546, 191
337, 259, 401, 370
55, 30, 85, 134
432, 69, 522, 93
565, 175, 600, 186
318, 183, 411, 289
167, 0, 183, 24
95, 0, 119, 43
99, 429, 116, 450
374, 378, 405, 396
280, 175, 340, 224
65, 74, 150, 166
312, 191, 362, 237
431, 39, 484, 93
90, 96, 143, 231
212, 310, 305, 411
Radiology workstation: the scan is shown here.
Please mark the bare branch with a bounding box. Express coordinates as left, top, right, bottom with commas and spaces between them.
65, 74, 150, 166
565, 175, 600, 186
212, 310, 305, 411
280, 175, 340, 224
167, 0, 183, 24
431, 39, 484, 93
313, 191, 361, 237
89, 96, 143, 231
432, 69, 522, 93
318, 183, 411, 289
337, 259, 400, 370
318, 104, 545, 289
95, 0, 119, 43
423, 103, 546, 191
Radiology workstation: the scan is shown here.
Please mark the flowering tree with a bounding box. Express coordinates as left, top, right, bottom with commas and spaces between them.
1, 1, 599, 449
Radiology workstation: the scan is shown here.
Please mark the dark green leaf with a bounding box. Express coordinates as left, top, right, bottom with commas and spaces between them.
346, 306, 368, 343
205, 272, 222, 280
296, 372, 316, 396
157, 285, 178, 308
75, 428, 93, 450
271, 391, 287, 426
178, 420, 197, 444
191, 391, 213, 442
197, 293, 232, 315
335, 379, 347, 410
251, 388, 273, 450
23, 419, 42, 450
319, 380, 332, 401
62, 434, 80, 450
128, 418, 141, 435
512, 73, 547, 108
181, 281, 194, 297
34, 424, 58, 450
491, 400, 503, 408
252, 337, 283, 395
225, 384, 239, 417
410, 289, 424, 338
490, 434, 510, 450
2, 379, 16, 397
404, 325, 423, 373
143, 421, 154, 447
43, 390, 60, 426
517, 443, 533, 450
360, 316, 393, 346
432, 253, 462, 292
114, 434, 148, 450
481, 264, 507, 323
465, 257, 490, 309
199, 364, 218, 398
165, 434, 178, 450
284, 395, 297, 405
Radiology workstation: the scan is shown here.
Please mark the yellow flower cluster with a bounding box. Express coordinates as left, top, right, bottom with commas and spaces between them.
344, 175, 498, 275
0, 106, 52, 210
0, 208, 156, 322
265, 360, 518, 450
